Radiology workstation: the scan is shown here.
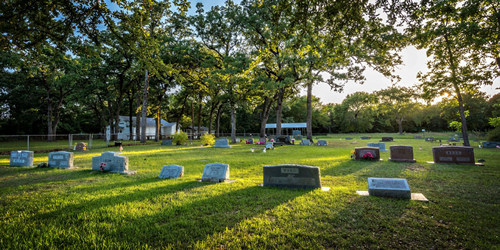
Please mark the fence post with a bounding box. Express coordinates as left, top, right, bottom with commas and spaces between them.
89, 134, 93, 149
27, 135, 30, 151
68, 134, 72, 149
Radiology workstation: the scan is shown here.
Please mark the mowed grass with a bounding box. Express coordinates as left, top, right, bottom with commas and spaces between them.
0, 134, 499, 248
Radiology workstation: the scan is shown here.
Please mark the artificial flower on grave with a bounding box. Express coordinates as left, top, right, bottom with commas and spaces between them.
362, 152, 374, 160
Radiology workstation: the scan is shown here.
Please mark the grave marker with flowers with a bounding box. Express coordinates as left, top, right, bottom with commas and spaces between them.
353, 147, 381, 161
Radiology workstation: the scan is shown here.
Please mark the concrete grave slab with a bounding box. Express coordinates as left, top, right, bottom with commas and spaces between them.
92, 151, 136, 175
213, 139, 231, 148
201, 163, 231, 182
368, 178, 411, 199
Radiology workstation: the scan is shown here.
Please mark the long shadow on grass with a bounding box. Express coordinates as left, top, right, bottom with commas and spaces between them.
33, 179, 202, 221
322, 160, 406, 180
109, 186, 310, 247
0, 167, 92, 189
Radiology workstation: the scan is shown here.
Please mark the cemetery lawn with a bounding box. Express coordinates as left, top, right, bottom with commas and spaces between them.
0, 134, 499, 248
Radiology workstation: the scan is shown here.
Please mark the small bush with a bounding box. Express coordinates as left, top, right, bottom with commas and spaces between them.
487, 127, 500, 141
200, 133, 215, 146
173, 131, 188, 145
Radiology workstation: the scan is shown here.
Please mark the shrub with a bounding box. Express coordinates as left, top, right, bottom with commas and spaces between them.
173, 131, 188, 145
200, 133, 215, 146
487, 127, 500, 141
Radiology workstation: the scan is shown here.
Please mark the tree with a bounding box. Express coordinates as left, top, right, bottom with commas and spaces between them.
376, 87, 416, 134
411, 1, 498, 146
333, 92, 377, 133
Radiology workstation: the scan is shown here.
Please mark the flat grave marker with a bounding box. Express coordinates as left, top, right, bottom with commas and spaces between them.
360, 136, 371, 140
159, 165, 184, 179
482, 141, 500, 148
300, 139, 311, 145
92, 151, 136, 175
367, 142, 387, 152
431, 146, 476, 165
381, 137, 393, 142
368, 178, 411, 199
201, 163, 231, 182
389, 146, 416, 163
10, 150, 34, 167
48, 151, 75, 169
414, 136, 423, 139
263, 164, 322, 189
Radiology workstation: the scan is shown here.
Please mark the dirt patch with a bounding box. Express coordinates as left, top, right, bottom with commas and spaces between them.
407, 165, 427, 171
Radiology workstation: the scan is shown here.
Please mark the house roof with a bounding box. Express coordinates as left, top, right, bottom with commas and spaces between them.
265, 123, 307, 129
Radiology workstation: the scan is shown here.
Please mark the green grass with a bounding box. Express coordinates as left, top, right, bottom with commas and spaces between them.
0, 133, 499, 248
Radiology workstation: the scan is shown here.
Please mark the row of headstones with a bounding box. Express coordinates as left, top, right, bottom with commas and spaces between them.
345, 136, 393, 141
162, 138, 329, 147
160, 164, 417, 200
353, 145, 477, 164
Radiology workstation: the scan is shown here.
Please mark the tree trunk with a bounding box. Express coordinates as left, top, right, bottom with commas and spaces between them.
230, 102, 236, 143
135, 85, 141, 141
216, 103, 223, 137
128, 87, 134, 140
197, 95, 202, 138
113, 78, 124, 141
140, 70, 149, 143
155, 108, 160, 142
259, 96, 273, 138
47, 90, 54, 142
456, 92, 470, 146
191, 100, 195, 139
175, 94, 188, 133
276, 88, 284, 136
208, 100, 218, 135
306, 82, 313, 142
397, 118, 404, 135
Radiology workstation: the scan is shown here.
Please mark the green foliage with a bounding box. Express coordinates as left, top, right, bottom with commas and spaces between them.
489, 117, 500, 128
173, 131, 188, 145
200, 133, 215, 146
449, 121, 462, 132
487, 127, 500, 141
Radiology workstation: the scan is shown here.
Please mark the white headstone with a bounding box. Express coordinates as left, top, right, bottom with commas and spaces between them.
201, 163, 230, 182
91, 152, 135, 175
48, 151, 74, 169
159, 165, 184, 179
10, 150, 34, 167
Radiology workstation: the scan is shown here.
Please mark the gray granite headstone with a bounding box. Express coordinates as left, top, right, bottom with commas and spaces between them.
317, 140, 327, 146
367, 142, 387, 151
300, 139, 311, 145
368, 178, 411, 199
292, 130, 301, 137
381, 137, 393, 142
389, 146, 416, 163
482, 141, 500, 148
354, 147, 380, 160
432, 146, 475, 164
159, 165, 184, 179
360, 136, 371, 140
75, 142, 87, 151
263, 165, 321, 189
235, 138, 241, 143
48, 151, 74, 169
266, 142, 274, 149
10, 150, 34, 167
92, 151, 135, 174
202, 163, 230, 182
425, 137, 434, 142
414, 136, 423, 139
213, 138, 231, 148
161, 140, 172, 145
345, 137, 353, 140
247, 138, 254, 144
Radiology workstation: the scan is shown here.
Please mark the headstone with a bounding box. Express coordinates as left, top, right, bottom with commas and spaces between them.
414, 136, 423, 139
292, 130, 301, 137
381, 137, 393, 142
246, 138, 254, 144
360, 136, 371, 140
75, 142, 87, 151
368, 178, 411, 199
300, 139, 311, 145
389, 146, 416, 163
345, 137, 353, 140
367, 142, 387, 152
161, 140, 172, 145
114, 141, 122, 147
425, 137, 434, 142
235, 138, 241, 143
263, 165, 321, 189
354, 147, 380, 160
48, 151, 74, 169
432, 146, 475, 164
447, 137, 459, 142
482, 142, 500, 148
317, 140, 327, 146
92, 151, 135, 174
201, 163, 230, 182
275, 135, 292, 145
259, 137, 266, 144
265, 142, 274, 149
213, 138, 231, 148
10, 150, 34, 167
159, 165, 184, 179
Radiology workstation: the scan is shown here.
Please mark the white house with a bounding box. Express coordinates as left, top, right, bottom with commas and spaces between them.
106, 116, 179, 140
